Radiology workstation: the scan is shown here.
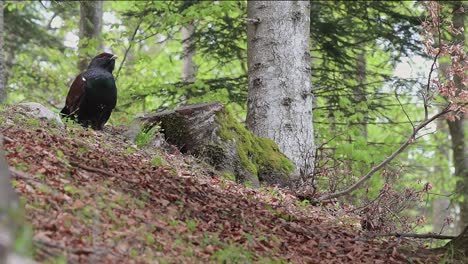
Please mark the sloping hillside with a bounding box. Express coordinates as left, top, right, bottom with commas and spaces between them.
1, 110, 439, 263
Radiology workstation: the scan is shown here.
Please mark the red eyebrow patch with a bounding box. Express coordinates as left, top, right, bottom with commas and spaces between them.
97, 53, 112, 58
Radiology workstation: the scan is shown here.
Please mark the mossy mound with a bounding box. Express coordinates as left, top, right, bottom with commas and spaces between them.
137, 102, 294, 187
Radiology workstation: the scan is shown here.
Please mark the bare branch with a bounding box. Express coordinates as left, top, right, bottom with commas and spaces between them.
115, 2, 150, 80
69, 161, 140, 184
364, 232, 455, 240
314, 105, 452, 202
424, 6, 443, 121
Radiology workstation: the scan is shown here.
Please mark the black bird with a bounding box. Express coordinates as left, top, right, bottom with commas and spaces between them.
61, 52, 118, 130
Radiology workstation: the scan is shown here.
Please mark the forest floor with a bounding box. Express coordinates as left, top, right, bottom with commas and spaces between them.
1, 109, 445, 263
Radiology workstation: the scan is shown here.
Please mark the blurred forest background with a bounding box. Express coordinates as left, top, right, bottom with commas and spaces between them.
2, 1, 467, 238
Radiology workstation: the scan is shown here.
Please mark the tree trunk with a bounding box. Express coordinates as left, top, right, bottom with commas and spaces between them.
246, 1, 314, 184
448, 117, 468, 226
78, 1, 103, 72
354, 47, 367, 138
447, 1, 468, 230
0, 135, 37, 264
0, 0, 6, 103
0, 136, 14, 262
344, 46, 368, 178
0, 135, 35, 264
432, 118, 454, 235
181, 20, 196, 83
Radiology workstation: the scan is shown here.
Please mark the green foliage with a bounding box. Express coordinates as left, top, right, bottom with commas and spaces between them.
63, 184, 81, 196
43, 255, 67, 264
135, 125, 160, 147
14, 224, 34, 257
185, 219, 198, 232
125, 147, 137, 155
296, 199, 310, 209
150, 155, 167, 167
145, 233, 156, 245
211, 244, 254, 263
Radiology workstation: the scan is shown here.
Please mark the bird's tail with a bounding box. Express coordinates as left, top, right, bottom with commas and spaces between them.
60, 107, 70, 117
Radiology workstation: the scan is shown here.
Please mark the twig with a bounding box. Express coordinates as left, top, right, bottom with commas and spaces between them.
115, 23, 140, 80
243, 17, 261, 24
34, 239, 96, 255
347, 191, 384, 213
424, 8, 443, 121
382, 204, 405, 227
365, 232, 455, 240
69, 161, 114, 178
115, 2, 149, 80
38, 0, 47, 9
415, 130, 437, 140
427, 192, 455, 197
69, 161, 139, 184
1, 125, 13, 133
3, 136, 13, 143
9, 168, 44, 184
394, 89, 414, 130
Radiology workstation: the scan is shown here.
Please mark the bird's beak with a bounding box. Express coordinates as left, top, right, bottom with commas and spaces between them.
111, 55, 118, 60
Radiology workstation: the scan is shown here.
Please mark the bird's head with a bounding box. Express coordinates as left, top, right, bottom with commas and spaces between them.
88, 52, 118, 72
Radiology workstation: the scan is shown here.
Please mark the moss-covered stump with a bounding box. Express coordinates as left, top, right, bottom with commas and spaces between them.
137, 102, 294, 187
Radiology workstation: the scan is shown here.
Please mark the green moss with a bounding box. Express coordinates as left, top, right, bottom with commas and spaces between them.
9, 204, 34, 258
222, 172, 236, 181
43, 255, 67, 264
150, 155, 167, 166
125, 147, 136, 155
216, 110, 295, 180
25, 117, 40, 128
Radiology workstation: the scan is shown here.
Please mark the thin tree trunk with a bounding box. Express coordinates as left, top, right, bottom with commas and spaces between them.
0, 0, 6, 103
246, 1, 314, 183
354, 47, 367, 138
344, 46, 368, 178
181, 20, 196, 83
447, 1, 468, 230
432, 118, 454, 235
78, 1, 103, 72
448, 117, 468, 227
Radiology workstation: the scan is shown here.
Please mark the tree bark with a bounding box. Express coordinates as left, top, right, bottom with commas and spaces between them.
0, 0, 6, 103
0, 135, 36, 264
447, 1, 468, 230
448, 117, 468, 226
432, 118, 454, 235
181, 20, 196, 83
246, 1, 314, 183
354, 47, 367, 138
0, 135, 18, 262
78, 1, 103, 72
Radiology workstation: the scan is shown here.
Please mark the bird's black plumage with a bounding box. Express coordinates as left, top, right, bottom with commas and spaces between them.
61, 53, 117, 130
